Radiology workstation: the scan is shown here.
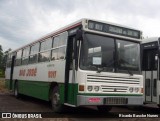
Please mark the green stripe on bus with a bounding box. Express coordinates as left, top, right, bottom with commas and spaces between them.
18, 80, 50, 101
5, 79, 78, 105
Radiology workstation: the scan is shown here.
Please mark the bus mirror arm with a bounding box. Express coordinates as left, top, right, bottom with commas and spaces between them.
73, 29, 83, 70
158, 38, 160, 58
73, 39, 78, 71
75, 29, 83, 41
73, 39, 78, 70
158, 47, 160, 58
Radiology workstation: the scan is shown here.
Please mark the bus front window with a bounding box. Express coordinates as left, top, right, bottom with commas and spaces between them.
80, 33, 140, 74
116, 40, 140, 73
80, 34, 115, 72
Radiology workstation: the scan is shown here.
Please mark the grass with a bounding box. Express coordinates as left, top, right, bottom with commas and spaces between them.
0, 78, 9, 93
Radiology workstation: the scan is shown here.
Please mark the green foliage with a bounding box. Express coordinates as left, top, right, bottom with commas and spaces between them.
0, 45, 12, 77
0, 45, 3, 77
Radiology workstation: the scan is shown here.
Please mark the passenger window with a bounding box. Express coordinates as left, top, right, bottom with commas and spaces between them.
22, 47, 30, 65
30, 43, 39, 55
58, 47, 66, 59
39, 51, 50, 62
29, 43, 39, 64
51, 31, 68, 61
53, 36, 59, 48
40, 38, 52, 51
15, 50, 22, 66
51, 49, 58, 60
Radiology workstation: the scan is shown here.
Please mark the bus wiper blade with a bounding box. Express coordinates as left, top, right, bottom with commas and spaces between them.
127, 69, 133, 76
97, 67, 104, 73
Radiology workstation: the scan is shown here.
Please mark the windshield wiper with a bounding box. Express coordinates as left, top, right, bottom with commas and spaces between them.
127, 68, 133, 76
97, 67, 104, 73
118, 59, 133, 76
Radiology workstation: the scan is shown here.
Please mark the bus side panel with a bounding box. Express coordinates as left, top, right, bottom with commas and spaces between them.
12, 60, 66, 101
18, 80, 50, 101
66, 83, 78, 105
59, 83, 65, 103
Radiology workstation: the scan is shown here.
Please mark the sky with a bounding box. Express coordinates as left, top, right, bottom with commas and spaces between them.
0, 0, 160, 51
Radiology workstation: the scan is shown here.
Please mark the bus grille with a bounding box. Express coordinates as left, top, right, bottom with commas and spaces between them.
104, 97, 128, 104
87, 75, 140, 93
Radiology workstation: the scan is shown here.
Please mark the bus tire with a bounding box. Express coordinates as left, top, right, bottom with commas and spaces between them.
14, 81, 19, 98
97, 105, 112, 113
51, 86, 63, 113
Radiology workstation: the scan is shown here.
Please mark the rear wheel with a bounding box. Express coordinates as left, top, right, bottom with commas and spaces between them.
51, 86, 64, 113
97, 105, 112, 113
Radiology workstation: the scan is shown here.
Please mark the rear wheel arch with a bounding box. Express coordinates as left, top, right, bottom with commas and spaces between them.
49, 82, 58, 100
50, 84, 65, 112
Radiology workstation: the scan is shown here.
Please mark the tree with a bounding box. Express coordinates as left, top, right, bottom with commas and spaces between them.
0, 45, 3, 77
2, 48, 12, 72
0, 46, 12, 77
0, 45, 3, 69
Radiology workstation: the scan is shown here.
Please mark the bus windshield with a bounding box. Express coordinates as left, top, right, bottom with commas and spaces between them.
80, 33, 140, 74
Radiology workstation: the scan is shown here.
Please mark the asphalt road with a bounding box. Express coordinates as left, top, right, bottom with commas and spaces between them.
0, 92, 160, 121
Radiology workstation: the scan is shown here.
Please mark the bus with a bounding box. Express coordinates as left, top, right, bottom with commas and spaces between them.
5, 18, 143, 112
141, 37, 160, 106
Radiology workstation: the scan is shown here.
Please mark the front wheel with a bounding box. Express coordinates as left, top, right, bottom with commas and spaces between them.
51, 86, 64, 113
97, 105, 112, 113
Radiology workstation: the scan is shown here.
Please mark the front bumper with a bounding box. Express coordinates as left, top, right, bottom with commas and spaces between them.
77, 95, 143, 106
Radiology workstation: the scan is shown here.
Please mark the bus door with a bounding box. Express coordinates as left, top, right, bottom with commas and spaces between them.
65, 36, 77, 105
143, 49, 158, 103
10, 55, 15, 90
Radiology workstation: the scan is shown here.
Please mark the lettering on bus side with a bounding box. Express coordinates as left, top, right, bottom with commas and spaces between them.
19, 69, 26, 76
48, 71, 56, 78
26, 68, 37, 77
19, 68, 37, 77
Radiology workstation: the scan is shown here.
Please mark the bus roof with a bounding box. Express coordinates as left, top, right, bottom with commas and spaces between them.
11, 18, 142, 53
141, 37, 160, 44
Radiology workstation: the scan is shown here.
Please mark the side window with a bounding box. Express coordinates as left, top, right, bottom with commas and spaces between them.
39, 38, 52, 62
29, 43, 39, 64
142, 49, 157, 71
22, 47, 30, 65
40, 38, 52, 51
51, 37, 59, 60
51, 32, 68, 61
15, 50, 22, 66
6, 53, 12, 68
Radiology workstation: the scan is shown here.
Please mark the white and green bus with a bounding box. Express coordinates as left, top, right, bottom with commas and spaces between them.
5, 18, 143, 112
141, 37, 160, 107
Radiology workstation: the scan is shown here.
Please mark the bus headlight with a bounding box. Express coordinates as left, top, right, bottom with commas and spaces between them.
87, 86, 93, 91
94, 86, 99, 92
135, 87, 139, 93
129, 87, 133, 93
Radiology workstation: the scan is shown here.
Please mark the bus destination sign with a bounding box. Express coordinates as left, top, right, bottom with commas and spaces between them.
88, 20, 141, 39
